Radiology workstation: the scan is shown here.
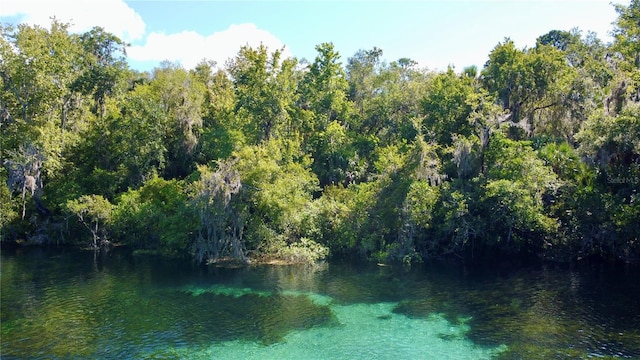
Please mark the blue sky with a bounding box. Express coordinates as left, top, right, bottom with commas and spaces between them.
1, 0, 627, 72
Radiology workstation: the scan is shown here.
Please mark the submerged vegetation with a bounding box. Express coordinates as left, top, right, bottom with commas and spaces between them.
2, 248, 639, 359
1, 1, 640, 264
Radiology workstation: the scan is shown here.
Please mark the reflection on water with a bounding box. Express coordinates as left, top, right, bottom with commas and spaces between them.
1, 247, 639, 359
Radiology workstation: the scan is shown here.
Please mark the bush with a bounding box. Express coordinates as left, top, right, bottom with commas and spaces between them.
275, 237, 329, 263
112, 177, 196, 256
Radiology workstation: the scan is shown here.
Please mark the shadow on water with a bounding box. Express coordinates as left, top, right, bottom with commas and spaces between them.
1, 247, 640, 359
0, 247, 337, 359
391, 261, 640, 359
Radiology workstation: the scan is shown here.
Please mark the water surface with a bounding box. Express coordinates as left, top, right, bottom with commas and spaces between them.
1, 248, 639, 359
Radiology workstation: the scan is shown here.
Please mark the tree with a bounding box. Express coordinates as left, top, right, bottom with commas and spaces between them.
1, 21, 84, 189
608, 0, 640, 115
233, 139, 323, 260
481, 179, 554, 249
482, 39, 571, 135
346, 47, 383, 116
0, 167, 20, 240
112, 177, 195, 256
480, 132, 559, 252
313, 120, 355, 186
191, 161, 246, 263
3, 14, 640, 264
3, 143, 46, 219
297, 43, 357, 186
66, 194, 114, 249
196, 64, 241, 163
71, 26, 128, 119
150, 62, 206, 178
72, 82, 167, 196
1, 21, 130, 240
612, 0, 640, 71
537, 29, 578, 52
465, 88, 512, 176
534, 30, 609, 139
355, 57, 427, 146
227, 45, 297, 143
0, 21, 81, 128
401, 179, 441, 260
298, 43, 352, 134
576, 103, 640, 192
422, 68, 476, 146
407, 181, 481, 259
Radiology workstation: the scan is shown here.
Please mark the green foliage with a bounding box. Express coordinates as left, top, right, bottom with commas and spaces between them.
112, 177, 195, 256
422, 68, 475, 145
314, 120, 354, 185
150, 63, 206, 178
74, 83, 167, 195
71, 26, 128, 118
450, 134, 481, 179
427, 183, 477, 257
537, 141, 589, 184
265, 237, 329, 263
482, 179, 557, 251
298, 42, 351, 131
485, 132, 559, 195
191, 161, 245, 263
297, 43, 357, 186
346, 47, 383, 115
308, 182, 381, 258
65, 194, 114, 248
480, 133, 560, 253
612, 0, 640, 73
227, 45, 298, 143
537, 29, 579, 51
234, 139, 321, 259
197, 68, 243, 162
0, 169, 20, 240
373, 144, 409, 175
405, 180, 440, 230
347, 52, 427, 151
482, 39, 574, 136
482, 39, 532, 118
576, 104, 640, 183
0, 21, 81, 128
3, 10, 639, 263
1, 21, 88, 228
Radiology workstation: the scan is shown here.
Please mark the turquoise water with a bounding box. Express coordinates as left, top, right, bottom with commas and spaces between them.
1, 248, 639, 359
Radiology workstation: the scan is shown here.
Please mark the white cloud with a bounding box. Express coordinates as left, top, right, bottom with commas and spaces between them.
0, 0, 145, 41
127, 23, 291, 70
0, 1, 289, 71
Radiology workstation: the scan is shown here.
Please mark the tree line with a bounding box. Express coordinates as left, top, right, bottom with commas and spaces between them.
2, 1, 639, 264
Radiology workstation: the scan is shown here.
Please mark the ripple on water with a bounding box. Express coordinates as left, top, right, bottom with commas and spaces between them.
147, 298, 507, 360
3, 250, 640, 359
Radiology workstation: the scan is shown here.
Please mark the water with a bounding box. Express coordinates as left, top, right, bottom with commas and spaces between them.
1, 248, 639, 359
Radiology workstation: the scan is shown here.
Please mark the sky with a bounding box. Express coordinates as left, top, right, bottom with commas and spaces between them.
0, 0, 629, 73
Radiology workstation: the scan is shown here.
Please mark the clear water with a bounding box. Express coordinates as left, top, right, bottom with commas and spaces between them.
1, 248, 639, 359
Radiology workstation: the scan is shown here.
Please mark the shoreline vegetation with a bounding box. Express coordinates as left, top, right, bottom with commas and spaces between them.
2, 1, 640, 265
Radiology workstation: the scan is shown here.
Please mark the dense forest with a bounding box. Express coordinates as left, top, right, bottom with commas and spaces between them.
1, 2, 639, 265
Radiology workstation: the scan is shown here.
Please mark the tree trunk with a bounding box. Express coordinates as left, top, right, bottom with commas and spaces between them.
92, 220, 99, 249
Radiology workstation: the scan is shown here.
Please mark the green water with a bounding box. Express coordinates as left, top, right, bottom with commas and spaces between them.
1, 248, 639, 359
